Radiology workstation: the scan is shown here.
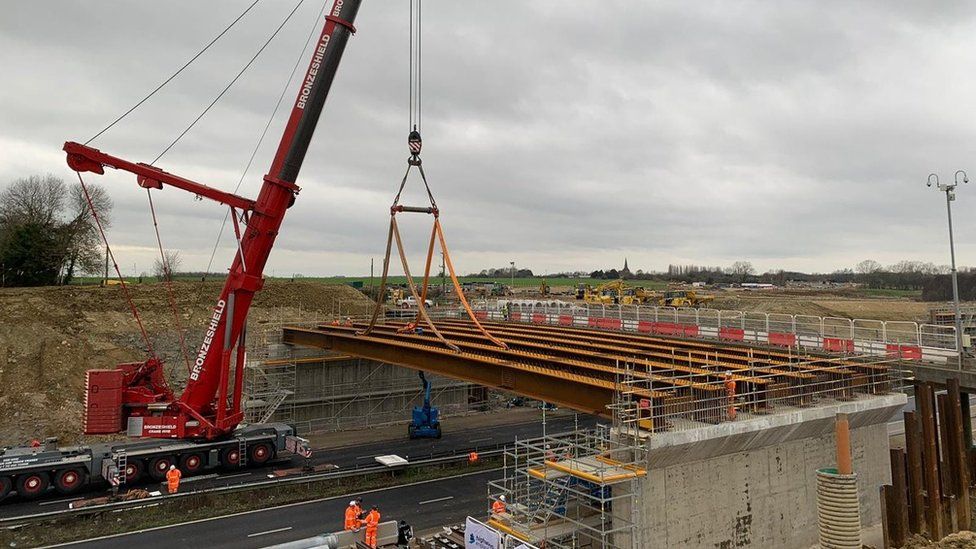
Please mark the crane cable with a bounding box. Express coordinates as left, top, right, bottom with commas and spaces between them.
75, 1, 306, 369
146, 189, 192, 373
76, 172, 156, 359
85, 0, 263, 145
151, 0, 307, 165
204, 0, 332, 279
361, 0, 506, 350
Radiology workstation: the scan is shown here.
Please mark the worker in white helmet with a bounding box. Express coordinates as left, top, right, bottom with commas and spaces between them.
491, 494, 507, 515
166, 464, 181, 494
345, 500, 362, 531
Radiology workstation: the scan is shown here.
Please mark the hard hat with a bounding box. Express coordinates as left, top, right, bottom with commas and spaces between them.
350, 501, 357, 506
169, 465, 176, 470
499, 495, 506, 501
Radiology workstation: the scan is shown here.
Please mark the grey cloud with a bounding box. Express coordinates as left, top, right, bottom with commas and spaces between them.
2, 0, 974, 277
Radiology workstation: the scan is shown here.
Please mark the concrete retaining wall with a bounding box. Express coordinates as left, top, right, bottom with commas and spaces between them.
634, 395, 904, 548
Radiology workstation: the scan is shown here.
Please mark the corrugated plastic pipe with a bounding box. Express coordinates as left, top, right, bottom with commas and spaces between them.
816, 469, 862, 548
817, 413, 861, 549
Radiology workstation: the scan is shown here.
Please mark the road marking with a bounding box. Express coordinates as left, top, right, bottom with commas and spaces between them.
220, 472, 252, 479
356, 455, 374, 460
469, 437, 492, 443
181, 473, 219, 484
45, 467, 503, 548
419, 496, 454, 505
247, 526, 293, 538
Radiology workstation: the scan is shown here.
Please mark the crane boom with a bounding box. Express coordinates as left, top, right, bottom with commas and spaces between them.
64, 0, 363, 440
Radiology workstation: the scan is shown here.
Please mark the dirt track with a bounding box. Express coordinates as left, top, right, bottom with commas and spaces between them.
711, 292, 935, 322
0, 281, 372, 446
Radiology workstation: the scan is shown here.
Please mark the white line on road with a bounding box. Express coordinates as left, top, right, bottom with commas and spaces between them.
247, 526, 293, 538
356, 455, 374, 460
220, 472, 252, 479
46, 467, 502, 548
469, 437, 492, 443
419, 496, 454, 505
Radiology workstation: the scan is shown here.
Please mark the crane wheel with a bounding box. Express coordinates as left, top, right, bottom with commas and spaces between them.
54, 468, 87, 495
123, 461, 144, 483
220, 448, 242, 469
0, 477, 11, 500
179, 453, 205, 475
148, 456, 175, 481
248, 443, 273, 465
16, 472, 49, 499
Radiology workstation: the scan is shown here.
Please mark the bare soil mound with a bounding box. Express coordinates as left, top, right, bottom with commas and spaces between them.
0, 281, 371, 446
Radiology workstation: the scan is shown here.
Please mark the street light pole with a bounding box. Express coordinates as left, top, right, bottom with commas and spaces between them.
928, 171, 968, 368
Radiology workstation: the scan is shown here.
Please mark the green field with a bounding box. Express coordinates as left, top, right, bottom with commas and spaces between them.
67, 275, 670, 290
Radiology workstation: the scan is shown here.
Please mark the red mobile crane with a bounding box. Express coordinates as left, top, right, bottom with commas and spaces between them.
0, 0, 362, 501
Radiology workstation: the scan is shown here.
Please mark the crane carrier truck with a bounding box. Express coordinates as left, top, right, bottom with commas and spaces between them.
0, 0, 362, 502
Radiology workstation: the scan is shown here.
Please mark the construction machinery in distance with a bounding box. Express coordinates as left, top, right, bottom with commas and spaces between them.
408, 372, 442, 439
0, 0, 360, 503
576, 280, 656, 305
660, 289, 714, 308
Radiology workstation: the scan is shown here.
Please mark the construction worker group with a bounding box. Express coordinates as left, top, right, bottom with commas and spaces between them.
345, 499, 381, 548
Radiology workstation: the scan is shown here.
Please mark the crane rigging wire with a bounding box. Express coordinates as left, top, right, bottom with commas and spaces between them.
361, 0, 507, 351
84, 0, 263, 145
76, 172, 156, 359
204, 0, 332, 279
151, 0, 307, 165
78, 0, 309, 367
146, 188, 192, 373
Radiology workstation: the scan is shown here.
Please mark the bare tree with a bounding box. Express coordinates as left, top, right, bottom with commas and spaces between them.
153, 250, 183, 282
0, 175, 113, 285
855, 259, 882, 274
727, 261, 755, 276
0, 175, 65, 227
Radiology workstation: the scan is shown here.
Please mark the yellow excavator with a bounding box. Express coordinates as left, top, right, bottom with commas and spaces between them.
579, 280, 656, 305
659, 289, 713, 308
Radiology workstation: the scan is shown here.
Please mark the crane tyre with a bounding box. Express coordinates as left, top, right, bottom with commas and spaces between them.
179, 453, 205, 475
16, 472, 49, 499
248, 442, 274, 465
54, 468, 87, 495
123, 460, 144, 483
220, 447, 242, 469
0, 477, 11, 500
148, 456, 175, 481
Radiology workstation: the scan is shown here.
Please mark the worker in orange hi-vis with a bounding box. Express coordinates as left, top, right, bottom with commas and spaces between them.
363, 505, 381, 548
724, 374, 737, 421
166, 464, 182, 494
344, 500, 361, 531
491, 495, 507, 515
468, 451, 479, 464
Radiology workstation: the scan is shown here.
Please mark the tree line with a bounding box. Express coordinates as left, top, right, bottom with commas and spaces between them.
0, 175, 112, 286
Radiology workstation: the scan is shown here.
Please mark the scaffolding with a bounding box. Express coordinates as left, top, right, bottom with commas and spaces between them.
488, 380, 648, 549
243, 318, 484, 433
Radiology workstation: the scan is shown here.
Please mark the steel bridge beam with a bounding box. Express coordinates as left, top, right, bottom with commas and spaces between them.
282, 327, 622, 417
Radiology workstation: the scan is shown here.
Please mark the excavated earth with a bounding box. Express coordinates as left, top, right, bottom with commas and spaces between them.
0, 281, 372, 446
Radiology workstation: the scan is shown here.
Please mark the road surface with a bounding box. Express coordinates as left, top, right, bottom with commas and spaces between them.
1, 412, 596, 519
53, 469, 498, 549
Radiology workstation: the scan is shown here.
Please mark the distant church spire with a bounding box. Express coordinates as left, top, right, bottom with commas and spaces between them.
621, 257, 631, 275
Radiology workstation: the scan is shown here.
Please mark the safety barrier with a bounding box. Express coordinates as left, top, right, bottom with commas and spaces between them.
474, 301, 959, 365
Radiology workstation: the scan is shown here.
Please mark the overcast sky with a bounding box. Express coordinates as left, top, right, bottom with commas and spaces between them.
2, 1, 975, 277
